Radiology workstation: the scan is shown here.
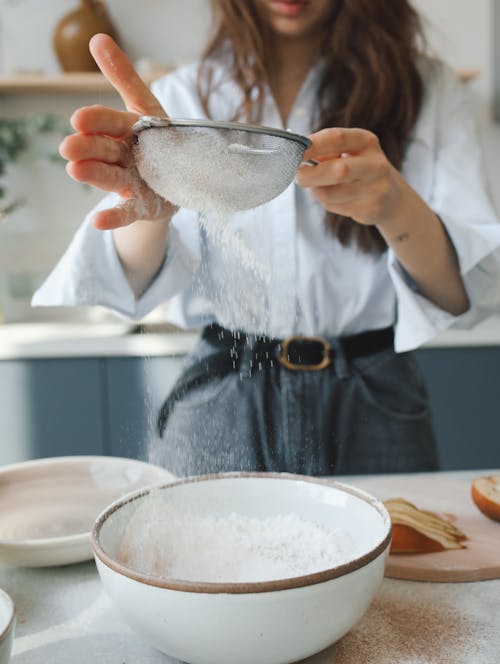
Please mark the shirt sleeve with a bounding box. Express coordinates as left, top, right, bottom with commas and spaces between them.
389, 62, 500, 352
32, 65, 205, 320
32, 193, 201, 320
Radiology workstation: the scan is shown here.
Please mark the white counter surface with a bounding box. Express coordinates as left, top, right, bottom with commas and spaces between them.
0, 324, 200, 360
0, 316, 500, 360
1, 470, 499, 664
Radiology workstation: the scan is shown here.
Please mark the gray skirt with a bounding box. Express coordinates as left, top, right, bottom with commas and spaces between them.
158, 328, 439, 477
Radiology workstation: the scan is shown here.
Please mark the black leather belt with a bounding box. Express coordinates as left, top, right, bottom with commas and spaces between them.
202, 324, 394, 371
158, 324, 394, 436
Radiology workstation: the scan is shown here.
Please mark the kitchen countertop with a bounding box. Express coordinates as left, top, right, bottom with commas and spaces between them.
0, 322, 200, 360
0, 315, 500, 360
1, 470, 499, 664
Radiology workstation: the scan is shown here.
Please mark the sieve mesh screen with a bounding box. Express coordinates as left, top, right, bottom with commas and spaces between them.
132, 118, 311, 216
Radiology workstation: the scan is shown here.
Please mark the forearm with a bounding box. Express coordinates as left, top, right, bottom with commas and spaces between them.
113, 216, 172, 297
377, 174, 469, 316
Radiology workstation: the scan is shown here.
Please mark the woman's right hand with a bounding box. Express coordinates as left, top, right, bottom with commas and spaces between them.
59, 34, 175, 230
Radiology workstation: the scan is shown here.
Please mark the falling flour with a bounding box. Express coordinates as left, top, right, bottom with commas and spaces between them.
198, 211, 270, 283
118, 493, 360, 583
133, 125, 273, 283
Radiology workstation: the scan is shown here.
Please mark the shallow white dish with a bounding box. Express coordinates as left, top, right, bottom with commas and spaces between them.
92, 473, 391, 664
0, 588, 15, 664
0, 456, 173, 567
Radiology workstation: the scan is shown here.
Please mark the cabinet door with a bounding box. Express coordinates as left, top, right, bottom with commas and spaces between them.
415, 347, 500, 471
0, 359, 105, 465
105, 356, 184, 463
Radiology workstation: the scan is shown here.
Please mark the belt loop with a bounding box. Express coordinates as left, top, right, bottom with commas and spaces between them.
329, 336, 349, 378
238, 333, 255, 378
223, 329, 242, 375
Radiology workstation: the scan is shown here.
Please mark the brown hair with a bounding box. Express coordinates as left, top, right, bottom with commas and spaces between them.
198, 0, 425, 253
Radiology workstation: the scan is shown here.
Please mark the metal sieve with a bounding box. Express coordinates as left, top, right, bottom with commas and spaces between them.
131, 116, 312, 215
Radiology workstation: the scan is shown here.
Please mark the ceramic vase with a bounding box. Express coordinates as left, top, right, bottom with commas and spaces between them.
53, 0, 119, 72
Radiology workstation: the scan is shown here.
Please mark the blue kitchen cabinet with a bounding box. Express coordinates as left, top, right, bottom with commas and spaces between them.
415, 347, 500, 471
0, 358, 106, 465
104, 356, 184, 463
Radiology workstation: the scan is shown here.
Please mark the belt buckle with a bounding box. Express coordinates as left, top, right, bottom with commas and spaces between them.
278, 336, 331, 371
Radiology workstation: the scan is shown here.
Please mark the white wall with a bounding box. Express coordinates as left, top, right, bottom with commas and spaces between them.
0, 0, 498, 322
0, 0, 211, 72
413, 0, 493, 123
411, 0, 500, 218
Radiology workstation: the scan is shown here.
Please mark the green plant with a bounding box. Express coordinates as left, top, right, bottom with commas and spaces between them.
0, 114, 67, 219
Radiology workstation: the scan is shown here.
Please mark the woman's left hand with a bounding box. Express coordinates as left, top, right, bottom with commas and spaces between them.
295, 127, 405, 227
296, 127, 469, 316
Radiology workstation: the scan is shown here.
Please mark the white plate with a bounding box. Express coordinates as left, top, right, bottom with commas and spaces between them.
0, 456, 174, 567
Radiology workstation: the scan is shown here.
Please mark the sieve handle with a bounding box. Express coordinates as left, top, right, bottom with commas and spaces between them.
132, 116, 172, 133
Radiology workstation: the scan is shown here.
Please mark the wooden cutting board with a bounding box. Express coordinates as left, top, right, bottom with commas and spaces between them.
349, 472, 500, 582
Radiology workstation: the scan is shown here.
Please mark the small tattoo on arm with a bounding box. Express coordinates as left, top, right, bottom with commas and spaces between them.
394, 232, 410, 243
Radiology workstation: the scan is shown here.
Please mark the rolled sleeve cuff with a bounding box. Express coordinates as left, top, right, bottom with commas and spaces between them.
439, 209, 500, 277
388, 215, 500, 352
389, 256, 459, 352
33, 205, 200, 320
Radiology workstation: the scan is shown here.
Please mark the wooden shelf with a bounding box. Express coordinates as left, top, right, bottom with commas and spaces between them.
0, 68, 480, 94
0, 69, 172, 94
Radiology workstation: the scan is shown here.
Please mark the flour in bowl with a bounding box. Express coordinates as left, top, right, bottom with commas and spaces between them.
118, 493, 360, 583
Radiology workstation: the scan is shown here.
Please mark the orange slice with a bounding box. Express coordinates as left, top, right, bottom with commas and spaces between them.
471, 475, 500, 522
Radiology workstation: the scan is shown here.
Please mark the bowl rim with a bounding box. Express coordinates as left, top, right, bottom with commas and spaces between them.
91, 472, 392, 594
0, 455, 171, 548
0, 587, 15, 644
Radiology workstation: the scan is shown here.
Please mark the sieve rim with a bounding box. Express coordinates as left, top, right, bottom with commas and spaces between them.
132, 116, 312, 150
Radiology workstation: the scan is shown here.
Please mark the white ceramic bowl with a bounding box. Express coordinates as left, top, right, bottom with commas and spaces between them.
0, 588, 15, 664
92, 473, 391, 664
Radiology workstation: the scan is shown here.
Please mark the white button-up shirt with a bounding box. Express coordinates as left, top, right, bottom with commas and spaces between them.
33, 58, 500, 352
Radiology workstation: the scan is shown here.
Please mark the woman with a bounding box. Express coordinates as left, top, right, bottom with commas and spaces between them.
34, 0, 500, 476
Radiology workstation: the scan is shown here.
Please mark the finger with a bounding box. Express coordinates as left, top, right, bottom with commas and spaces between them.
92, 195, 174, 229
66, 159, 134, 197
303, 128, 379, 162
60, 133, 131, 166
89, 34, 166, 116
311, 181, 367, 206
92, 199, 143, 230
70, 105, 139, 138
296, 154, 383, 187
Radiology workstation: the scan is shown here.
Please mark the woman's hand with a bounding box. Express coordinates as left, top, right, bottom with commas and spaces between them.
295, 127, 403, 226
296, 127, 469, 316
59, 34, 175, 230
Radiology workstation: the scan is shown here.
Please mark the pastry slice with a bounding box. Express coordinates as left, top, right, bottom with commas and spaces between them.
384, 497, 467, 554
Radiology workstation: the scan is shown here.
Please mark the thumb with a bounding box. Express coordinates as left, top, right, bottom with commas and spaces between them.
89, 33, 166, 117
